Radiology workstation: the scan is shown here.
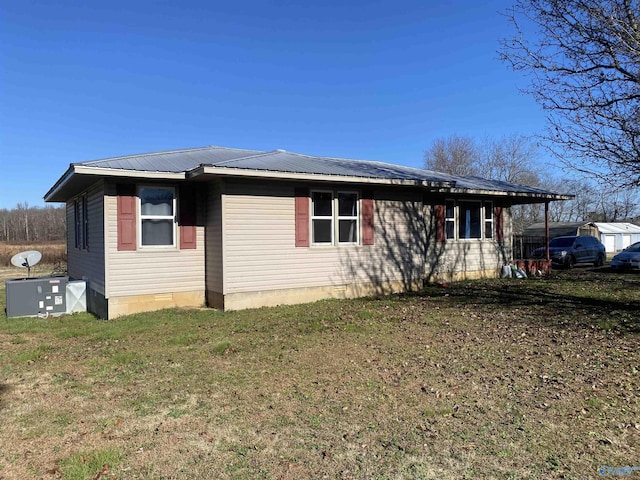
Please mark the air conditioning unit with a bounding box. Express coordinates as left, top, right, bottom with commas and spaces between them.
5, 276, 69, 318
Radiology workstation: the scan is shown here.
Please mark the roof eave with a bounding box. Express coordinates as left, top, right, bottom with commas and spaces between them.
44, 164, 76, 202
44, 165, 187, 202
445, 188, 574, 203
45, 163, 574, 204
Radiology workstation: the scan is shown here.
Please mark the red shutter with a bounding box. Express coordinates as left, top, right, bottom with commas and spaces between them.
295, 188, 309, 247
179, 186, 197, 249
117, 184, 137, 251
495, 206, 504, 242
435, 204, 446, 243
361, 190, 374, 246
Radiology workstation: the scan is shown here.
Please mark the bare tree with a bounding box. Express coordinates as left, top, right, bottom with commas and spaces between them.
423, 134, 639, 231
499, 0, 640, 187
478, 134, 541, 185
424, 135, 479, 176
545, 178, 597, 221
543, 177, 639, 222
16, 202, 30, 242
480, 135, 546, 234
425, 134, 552, 233
0, 204, 66, 243
587, 185, 639, 221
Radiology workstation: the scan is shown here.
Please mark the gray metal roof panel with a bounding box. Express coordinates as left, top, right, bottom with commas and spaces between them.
81, 146, 264, 172
449, 175, 566, 195
72, 145, 568, 196
206, 150, 450, 183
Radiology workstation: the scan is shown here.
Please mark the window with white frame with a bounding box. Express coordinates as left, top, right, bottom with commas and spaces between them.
311, 190, 360, 245
458, 201, 482, 239
312, 191, 333, 244
484, 201, 494, 239
338, 192, 359, 243
139, 186, 176, 247
445, 200, 455, 240
444, 200, 495, 241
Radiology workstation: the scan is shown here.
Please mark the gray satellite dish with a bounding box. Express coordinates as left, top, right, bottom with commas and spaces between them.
10, 250, 42, 278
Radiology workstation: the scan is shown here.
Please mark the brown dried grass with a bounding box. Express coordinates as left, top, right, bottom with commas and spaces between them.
0, 241, 66, 268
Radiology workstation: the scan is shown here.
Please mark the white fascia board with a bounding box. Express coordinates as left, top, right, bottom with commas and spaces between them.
44, 165, 187, 202
72, 165, 186, 180
188, 165, 453, 188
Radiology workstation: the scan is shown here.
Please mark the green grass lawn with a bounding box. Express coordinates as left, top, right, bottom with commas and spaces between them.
1, 269, 639, 479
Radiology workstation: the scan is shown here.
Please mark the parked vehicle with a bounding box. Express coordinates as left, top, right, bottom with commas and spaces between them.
531, 235, 606, 268
610, 242, 640, 271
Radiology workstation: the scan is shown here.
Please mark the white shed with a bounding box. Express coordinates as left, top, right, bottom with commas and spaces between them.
594, 223, 640, 253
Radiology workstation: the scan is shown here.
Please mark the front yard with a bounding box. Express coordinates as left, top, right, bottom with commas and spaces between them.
1, 268, 639, 479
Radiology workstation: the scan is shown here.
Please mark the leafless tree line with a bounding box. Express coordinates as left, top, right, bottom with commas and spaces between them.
424, 134, 639, 233
0, 203, 66, 243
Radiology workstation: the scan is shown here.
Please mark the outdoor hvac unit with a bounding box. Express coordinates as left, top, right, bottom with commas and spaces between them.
4, 250, 87, 319
5, 276, 69, 318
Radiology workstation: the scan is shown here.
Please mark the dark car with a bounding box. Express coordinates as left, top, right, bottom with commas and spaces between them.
611, 242, 640, 271
531, 235, 606, 268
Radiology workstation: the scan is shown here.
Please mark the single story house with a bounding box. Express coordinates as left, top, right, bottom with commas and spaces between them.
44, 146, 571, 319
594, 222, 640, 253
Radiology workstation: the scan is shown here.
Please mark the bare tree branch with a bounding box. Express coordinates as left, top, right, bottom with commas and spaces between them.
499, 0, 640, 187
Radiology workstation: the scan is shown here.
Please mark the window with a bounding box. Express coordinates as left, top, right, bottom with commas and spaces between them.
458, 201, 482, 239
139, 186, 176, 247
74, 199, 81, 248
312, 191, 333, 244
440, 200, 496, 241
338, 192, 358, 243
74, 195, 88, 250
484, 201, 493, 239
445, 200, 455, 240
311, 190, 360, 245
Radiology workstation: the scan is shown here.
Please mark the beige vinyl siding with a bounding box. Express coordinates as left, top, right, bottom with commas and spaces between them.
205, 180, 223, 294
434, 240, 506, 275
222, 180, 428, 294
104, 182, 205, 298
425, 203, 512, 278
66, 182, 106, 295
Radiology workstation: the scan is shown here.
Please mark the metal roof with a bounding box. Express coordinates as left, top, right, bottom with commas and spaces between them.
45, 145, 574, 202
594, 222, 640, 234
81, 146, 264, 172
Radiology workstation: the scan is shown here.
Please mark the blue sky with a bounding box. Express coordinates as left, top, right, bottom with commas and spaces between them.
0, 0, 548, 209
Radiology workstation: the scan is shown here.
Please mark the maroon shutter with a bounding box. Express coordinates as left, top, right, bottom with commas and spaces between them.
361, 190, 374, 246
495, 206, 504, 242
435, 204, 446, 243
117, 184, 137, 251
295, 188, 309, 247
179, 187, 197, 249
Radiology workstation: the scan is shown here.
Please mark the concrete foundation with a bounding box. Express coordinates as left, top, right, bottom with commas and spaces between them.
107, 290, 205, 319
102, 267, 501, 318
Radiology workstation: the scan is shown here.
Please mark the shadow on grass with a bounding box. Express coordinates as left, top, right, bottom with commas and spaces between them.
410, 269, 640, 334
0, 383, 11, 410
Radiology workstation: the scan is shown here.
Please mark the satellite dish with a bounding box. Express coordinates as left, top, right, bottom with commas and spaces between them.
11, 250, 42, 278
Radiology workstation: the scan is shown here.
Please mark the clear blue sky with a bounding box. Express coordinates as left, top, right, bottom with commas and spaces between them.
0, 0, 548, 209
